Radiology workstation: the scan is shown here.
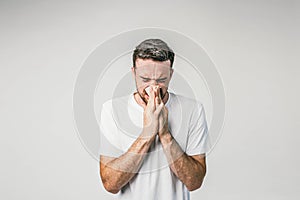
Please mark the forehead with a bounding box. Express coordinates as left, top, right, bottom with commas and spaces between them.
135, 58, 171, 76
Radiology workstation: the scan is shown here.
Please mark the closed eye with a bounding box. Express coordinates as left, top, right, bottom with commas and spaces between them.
157, 78, 167, 83
139, 76, 167, 83
142, 78, 151, 82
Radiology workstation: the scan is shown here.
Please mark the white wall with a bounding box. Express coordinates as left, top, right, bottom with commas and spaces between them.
0, 0, 299, 199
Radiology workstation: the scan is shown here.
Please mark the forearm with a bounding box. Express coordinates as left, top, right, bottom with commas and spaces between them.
100, 132, 155, 193
159, 132, 206, 191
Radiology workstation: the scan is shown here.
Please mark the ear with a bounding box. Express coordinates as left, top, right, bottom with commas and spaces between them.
169, 68, 174, 79
131, 66, 136, 78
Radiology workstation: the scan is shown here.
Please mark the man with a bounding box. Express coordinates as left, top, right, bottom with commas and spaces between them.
99, 39, 209, 200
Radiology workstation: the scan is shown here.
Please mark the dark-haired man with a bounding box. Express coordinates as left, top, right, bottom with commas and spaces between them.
99, 39, 209, 200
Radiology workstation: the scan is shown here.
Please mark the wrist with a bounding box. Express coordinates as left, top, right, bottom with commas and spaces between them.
158, 131, 172, 146
141, 128, 157, 141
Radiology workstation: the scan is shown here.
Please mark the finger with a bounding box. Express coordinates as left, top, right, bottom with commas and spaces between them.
155, 96, 159, 107
162, 90, 168, 103
151, 93, 156, 111
155, 86, 160, 98
148, 86, 156, 111
148, 86, 154, 100
158, 88, 162, 103
154, 102, 164, 115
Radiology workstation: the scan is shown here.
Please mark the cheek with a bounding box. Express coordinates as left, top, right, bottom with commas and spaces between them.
158, 82, 168, 89
136, 80, 147, 89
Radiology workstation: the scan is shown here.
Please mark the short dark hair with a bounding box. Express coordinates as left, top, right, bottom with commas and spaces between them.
133, 39, 175, 68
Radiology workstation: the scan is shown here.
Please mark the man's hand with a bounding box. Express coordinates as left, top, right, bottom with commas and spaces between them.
100, 86, 164, 194
150, 87, 207, 191
155, 87, 169, 136
142, 86, 164, 138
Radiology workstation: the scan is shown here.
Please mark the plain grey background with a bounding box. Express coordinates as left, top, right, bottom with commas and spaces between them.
1, 0, 299, 199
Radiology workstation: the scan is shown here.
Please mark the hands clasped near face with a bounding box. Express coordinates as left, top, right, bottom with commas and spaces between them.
140, 85, 169, 139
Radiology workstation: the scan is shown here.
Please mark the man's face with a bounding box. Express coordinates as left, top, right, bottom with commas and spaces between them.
131, 58, 173, 103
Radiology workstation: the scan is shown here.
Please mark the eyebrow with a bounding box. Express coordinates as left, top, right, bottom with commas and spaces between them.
139, 76, 167, 80
139, 76, 150, 79
157, 77, 167, 80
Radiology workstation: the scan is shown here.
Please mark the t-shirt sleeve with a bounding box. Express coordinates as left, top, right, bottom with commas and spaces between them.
98, 102, 124, 158
186, 102, 210, 156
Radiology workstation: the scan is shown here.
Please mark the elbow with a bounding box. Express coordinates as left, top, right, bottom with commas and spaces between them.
186, 176, 205, 191
99, 158, 121, 194
100, 171, 120, 194
102, 179, 120, 194
186, 181, 202, 191
187, 163, 206, 191
105, 187, 120, 194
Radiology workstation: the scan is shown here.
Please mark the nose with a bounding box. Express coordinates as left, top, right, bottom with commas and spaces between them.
149, 79, 159, 86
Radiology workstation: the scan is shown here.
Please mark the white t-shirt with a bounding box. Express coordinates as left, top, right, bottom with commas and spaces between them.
99, 92, 210, 200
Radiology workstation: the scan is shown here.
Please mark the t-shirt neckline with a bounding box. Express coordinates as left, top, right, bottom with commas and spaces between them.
130, 92, 172, 111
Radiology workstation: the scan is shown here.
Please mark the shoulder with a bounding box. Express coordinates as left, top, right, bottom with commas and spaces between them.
170, 92, 204, 109
101, 94, 132, 112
